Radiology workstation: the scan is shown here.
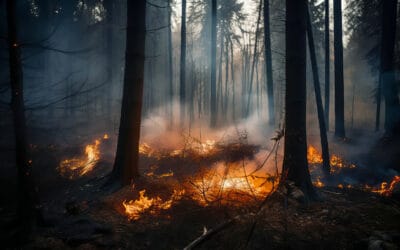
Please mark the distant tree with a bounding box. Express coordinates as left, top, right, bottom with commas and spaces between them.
282, 0, 316, 200
380, 0, 400, 136
333, 0, 345, 138
111, 0, 146, 186
6, 0, 38, 241
180, 0, 187, 126
264, 0, 275, 125
210, 0, 217, 127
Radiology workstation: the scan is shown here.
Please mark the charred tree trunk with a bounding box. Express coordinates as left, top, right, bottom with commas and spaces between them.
264, 0, 275, 126
6, 0, 37, 241
180, 0, 187, 127
307, 7, 331, 176
324, 0, 330, 130
333, 0, 345, 138
210, 0, 217, 127
111, 0, 146, 186
282, 0, 316, 200
380, 0, 400, 136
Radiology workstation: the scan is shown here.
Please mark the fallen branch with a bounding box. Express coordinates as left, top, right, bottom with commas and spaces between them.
183, 216, 238, 250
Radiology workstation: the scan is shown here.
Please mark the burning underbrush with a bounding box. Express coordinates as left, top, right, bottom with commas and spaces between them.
56, 133, 399, 222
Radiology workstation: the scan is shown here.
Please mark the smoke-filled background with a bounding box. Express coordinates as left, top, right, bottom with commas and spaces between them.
0, 0, 398, 168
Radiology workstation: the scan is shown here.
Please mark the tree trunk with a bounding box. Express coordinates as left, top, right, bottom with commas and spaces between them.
245, 0, 263, 117
180, 0, 187, 127
380, 0, 400, 136
333, 0, 345, 138
104, 0, 114, 126
264, 0, 275, 126
282, 0, 316, 200
324, 0, 330, 130
7, 0, 38, 241
307, 7, 331, 176
111, 0, 146, 186
210, 0, 217, 127
167, 0, 174, 127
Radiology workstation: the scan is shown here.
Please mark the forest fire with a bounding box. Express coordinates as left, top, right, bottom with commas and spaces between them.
372, 176, 400, 197
122, 189, 185, 221
57, 137, 104, 179
307, 145, 355, 172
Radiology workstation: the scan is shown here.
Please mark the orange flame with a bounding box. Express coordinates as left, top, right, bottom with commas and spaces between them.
122, 189, 185, 220
58, 139, 101, 179
372, 176, 400, 196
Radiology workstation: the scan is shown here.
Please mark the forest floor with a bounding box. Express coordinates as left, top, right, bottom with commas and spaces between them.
1, 126, 400, 249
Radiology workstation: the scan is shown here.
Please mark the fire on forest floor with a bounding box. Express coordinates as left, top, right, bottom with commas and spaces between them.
56, 134, 400, 222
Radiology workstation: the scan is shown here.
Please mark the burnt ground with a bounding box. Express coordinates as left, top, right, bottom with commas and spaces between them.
0, 128, 400, 249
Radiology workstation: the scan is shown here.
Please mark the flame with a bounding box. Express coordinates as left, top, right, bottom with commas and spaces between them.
307, 145, 355, 173
58, 139, 101, 179
372, 176, 400, 196
314, 178, 325, 188
103, 134, 109, 139
122, 189, 185, 220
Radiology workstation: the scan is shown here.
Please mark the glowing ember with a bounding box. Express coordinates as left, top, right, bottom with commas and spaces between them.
372, 176, 400, 197
58, 139, 101, 179
313, 178, 325, 188
103, 134, 109, 139
122, 189, 185, 220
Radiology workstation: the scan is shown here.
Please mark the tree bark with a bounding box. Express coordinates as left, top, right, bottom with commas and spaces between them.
282, 0, 316, 200
324, 0, 330, 130
380, 0, 400, 136
264, 0, 275, 126
167, 0, 174, 127
7, 0, 38, 241
210, 0, 217, 127
307, 7, 331, 176
333, 0, 345, 138
111, 0, 146, 186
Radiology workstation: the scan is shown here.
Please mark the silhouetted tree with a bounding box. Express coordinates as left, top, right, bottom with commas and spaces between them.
324, 0, 330, 130
264, 0, 275, 125
180, 0, 187, 126
6, 0, 38, 241
282, 0, 316, 200
111, 0, 146, 186
333, 0, 345, 138
210, 0, 217, 127
380, 0, 400, 136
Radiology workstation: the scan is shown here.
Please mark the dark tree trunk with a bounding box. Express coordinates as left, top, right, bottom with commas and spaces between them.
167, 0, 174, 127
264, 0, 275, 126
376, 81, 381, 131
210, 0, 217, 127
380, 0, 400, 136
230, 39, 236, 121
104, 0, 114, 126
307, 7, 331, 176
282, 0, 316, 200
111, 0, 146, 186
180, 0, 187, 126
6, 0, 37, 241
333, 0, 345, 138
324, 0, 330, 130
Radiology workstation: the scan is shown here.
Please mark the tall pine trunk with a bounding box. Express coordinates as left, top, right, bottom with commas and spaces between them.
167, 0, 174, 127
210, 0, 217, 127
324, 0, 330, 130
264, 0, 275, 126
7, 0, 37, 241
282, 0, 316, 200
333, 0, 345, 138
380, 0, 400, 136
180, 0, 187, 127
111, 0, 146, 186
307, 7, 331, 176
